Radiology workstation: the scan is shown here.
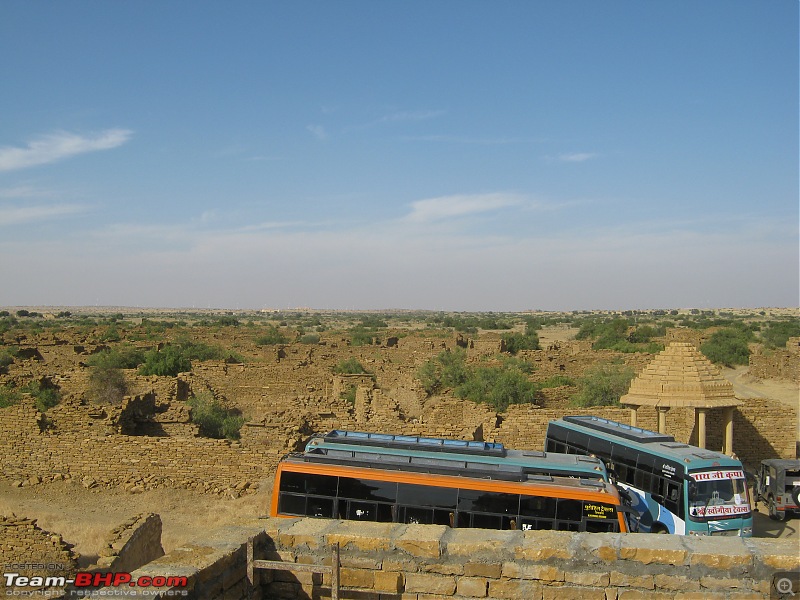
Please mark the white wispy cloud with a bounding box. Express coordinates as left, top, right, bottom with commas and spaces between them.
0, 185, 56, 200
0, 129, 133, 172
0, 203, 87, 225
401, 134, 541, 145
306, 125, 328, 140
404, 193, 525, 223
556, 152, 598, 162
379, 109, 446, 123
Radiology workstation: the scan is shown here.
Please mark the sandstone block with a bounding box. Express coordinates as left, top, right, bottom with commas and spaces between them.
565, 571, 611, 587
404, 573, 457, 595
395, 524, 446, 559
464, 562, 502, 578
373, 571, 403, 593
516, 530, 574, 561
456, 576, 488, 597
609, 572, 655, 590
340, 567, 374, 589
501, 562, 564, 582
488, 578, 541, 599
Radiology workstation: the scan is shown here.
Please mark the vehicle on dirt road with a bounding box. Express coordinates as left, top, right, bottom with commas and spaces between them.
753, 459, 800, 521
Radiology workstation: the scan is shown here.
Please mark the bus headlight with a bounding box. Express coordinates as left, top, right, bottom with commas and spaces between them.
741, 526, 752, 536
688, 530, 709, 536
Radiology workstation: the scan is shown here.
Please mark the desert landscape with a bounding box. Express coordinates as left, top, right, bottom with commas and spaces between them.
0, 306, 798, 595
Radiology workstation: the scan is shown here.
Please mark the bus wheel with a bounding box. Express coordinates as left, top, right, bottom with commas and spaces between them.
769, 497, 787, 522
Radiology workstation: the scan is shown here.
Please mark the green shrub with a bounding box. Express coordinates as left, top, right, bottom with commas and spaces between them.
0, 385, 21, 408
333, 358, 370, 375
417, 348, 468, 394
350, 327, 376, 346
299, 333, 320, 344
0, 347, 17, 373
700, 328, 752, 367
138, 345, 191, 377
538, 375, 575, 388
571, 364, 635, 407
255, 326, 287, 346
85, 346, 146, 369
760, 320, 800, 349
88, 366, 128, 404
21, 380, 61, 412
188, 392, 245, 440
455, 364, 538, 412
502, 330, 540, 354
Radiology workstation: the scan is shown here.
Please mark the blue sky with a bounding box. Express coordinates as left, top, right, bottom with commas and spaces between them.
1, 1, 797, 311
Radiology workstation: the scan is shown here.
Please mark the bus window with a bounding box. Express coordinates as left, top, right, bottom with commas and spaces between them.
556, 498, 582, 522
458, 489, 519, 515
278, 492, 308, 516
397, 483, 458, 511
519, 495, 556, 519
307, 497, 335, 518
338, 477, 398, 503
585, 519, 617, 533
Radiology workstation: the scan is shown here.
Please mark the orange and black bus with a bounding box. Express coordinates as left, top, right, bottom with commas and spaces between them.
271, 445, 629, 533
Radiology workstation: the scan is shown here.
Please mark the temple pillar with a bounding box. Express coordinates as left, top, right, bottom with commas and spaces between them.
657, 406, 669, 434
723, 407, 734, 456
629, 406, 639, 427
697, 408, 708, 449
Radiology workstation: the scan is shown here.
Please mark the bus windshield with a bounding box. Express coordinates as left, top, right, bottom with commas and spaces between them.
687, 469, 750, 519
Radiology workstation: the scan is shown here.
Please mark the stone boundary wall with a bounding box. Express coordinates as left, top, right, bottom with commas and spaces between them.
92, 518, 800, 599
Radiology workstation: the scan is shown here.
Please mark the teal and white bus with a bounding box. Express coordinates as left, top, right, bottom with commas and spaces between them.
306, 429, 610, 482
545, 416, 753, 536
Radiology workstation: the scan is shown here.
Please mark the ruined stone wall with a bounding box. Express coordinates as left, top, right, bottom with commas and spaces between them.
99, 518, 800, 599
93, 513, 165, 572
0, 515, 78, 593
749, 337, 800, 382
0, 399, 280, 496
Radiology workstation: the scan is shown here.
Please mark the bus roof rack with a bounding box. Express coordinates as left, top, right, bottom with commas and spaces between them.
321, 430, 507, 457
561, 415, 675, 444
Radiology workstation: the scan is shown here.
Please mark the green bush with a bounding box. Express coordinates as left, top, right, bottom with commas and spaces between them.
0, 347, 17, 373
138, 345, 191, 377
502, 329, 540, 354
350, 327, 377, 346
760, 320, 800, 349
299, 333, 320, 344
455, 364, 538, 412
333, 358, 370, 375
340, 384, 357, 404
571, 364, 635, 407
88, 366, 128, 405
0, 385, 21, 408
21, 381, 61, 412
700, 328, 752, 367
85, 346, 146, 369
538, 375, 575, 388
417, 348, 469, 394
255, 326, 287, 346
188, 392, 245, 440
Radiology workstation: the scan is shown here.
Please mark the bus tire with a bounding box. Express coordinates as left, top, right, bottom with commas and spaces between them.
792, 487, 800, 508
651, 524, 668, 534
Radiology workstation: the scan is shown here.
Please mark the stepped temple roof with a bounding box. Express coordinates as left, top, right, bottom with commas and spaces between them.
620, 342, 740, 409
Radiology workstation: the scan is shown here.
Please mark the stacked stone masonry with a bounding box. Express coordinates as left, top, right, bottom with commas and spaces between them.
93, 518, 800, 599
